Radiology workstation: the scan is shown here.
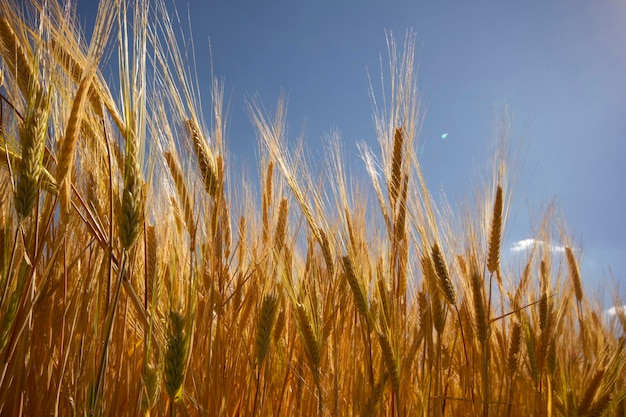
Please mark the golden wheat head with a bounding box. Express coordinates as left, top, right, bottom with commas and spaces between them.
487, 185, 503, 276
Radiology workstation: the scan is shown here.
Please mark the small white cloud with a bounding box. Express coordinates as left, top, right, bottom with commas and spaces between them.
606, 305, 626, 317
551, 244, 566, 254
510, 238, 566, 253
511, 238, 538, 252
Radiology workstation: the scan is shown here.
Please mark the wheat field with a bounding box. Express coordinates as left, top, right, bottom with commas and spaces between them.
0, 0, 624, 416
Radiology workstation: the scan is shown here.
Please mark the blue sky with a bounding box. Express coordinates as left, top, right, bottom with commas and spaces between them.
76, 1, 626, 298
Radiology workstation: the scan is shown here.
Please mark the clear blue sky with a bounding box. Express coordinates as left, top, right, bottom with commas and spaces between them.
76, 0, 626, 298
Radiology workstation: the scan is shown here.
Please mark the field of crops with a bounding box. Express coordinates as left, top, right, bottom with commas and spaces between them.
0, 0, 624, 415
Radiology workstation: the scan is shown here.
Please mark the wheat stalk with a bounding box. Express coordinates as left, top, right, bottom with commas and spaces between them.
468, 263, 490, 417
0, 282, 23, 352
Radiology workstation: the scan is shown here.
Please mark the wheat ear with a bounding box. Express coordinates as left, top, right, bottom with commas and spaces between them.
0, 143, 55, 194
164, 151, 195, 241
187, 118, 219, 198
377, 330, 400, 396
274, 198, 289, 253
431, 243, 456, 306
141, 364, 161, 415
118, 130, 143, 251
54, 0, 115, 210
56, 74, 95, 216
0, 15, 38, 97
395, 174, 408, 242
420, 254, 446, 333
318, 228, 334, 276
586, 392, 612, 417
165, 310, 189, 405
295, 302, 321, 369
487, 185, 503, 278
417, 290, 432, 335
389, 126, 404, 206
262, 160, 274, 244
273, 309, 285, 344
538, 289, 549, 333
506, 320, 522, 376
342, 255, 369, 322
377, 275, 391, 325
255, 294, 278, 366
471, 269, 489, 342
14, 88, 49, 219
565, 247, 583, 303
146, 225, 159, 304
48, 38, 126, 130
578, 368, 605, 416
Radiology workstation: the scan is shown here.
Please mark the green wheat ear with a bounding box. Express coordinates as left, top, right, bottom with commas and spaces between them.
141, 364, 161, 414
14, 86, 49, 219
256, 294, 278, 366
165, 310, 189, 404
118, 130, 143, 251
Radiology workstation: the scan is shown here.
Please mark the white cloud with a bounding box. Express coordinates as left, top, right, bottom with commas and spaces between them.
510, 238, 565, 253
510, 239, 538, 252
606, 305, 626, 317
